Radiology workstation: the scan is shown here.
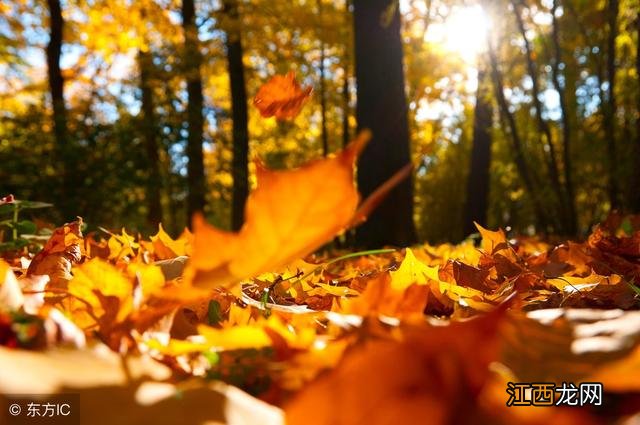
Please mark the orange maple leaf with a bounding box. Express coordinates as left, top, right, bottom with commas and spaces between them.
26, 218, 84, 290
253, 71, 312, 120
183, 132, 369, 292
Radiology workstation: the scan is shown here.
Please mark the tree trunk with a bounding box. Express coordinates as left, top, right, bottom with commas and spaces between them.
463, 67, 492, 237
46, 0, 71, 219
182, 0, 206, 221
550, 0, 577, 234
487, 39, 549, 231
341, 0, 351, 149
138, 49, 163, 227
353, 0, 417, 247
512, 0, 566, 230
634, 11, 640, 212
317, 0, 329, 156
604, 0, 620, 209
342, 68, 350, 149
224, 0, 250, 232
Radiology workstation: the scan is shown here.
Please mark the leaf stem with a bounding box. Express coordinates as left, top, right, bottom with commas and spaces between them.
12, 204, 19, 240
293, 248, 397, 284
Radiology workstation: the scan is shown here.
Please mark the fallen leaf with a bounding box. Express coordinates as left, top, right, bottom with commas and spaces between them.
146, 224, 192, 260
26, 218, 83, 290
286, 306, 514, 425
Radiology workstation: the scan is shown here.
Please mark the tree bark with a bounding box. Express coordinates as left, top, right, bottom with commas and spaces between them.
487, 39, 549, 231
182, 0, 206, 221
342, 67, 350, 148
353, 0, 417, 247
342, 0, 351, 149
463, 67, 492, 237
317, 0, 329, 156
138, 49, 163, 227
550, 0, 577, 234
224, 0, 250, 232
634, 11, 640, 212
46, 0, 71, 219
604, 0, 620, 209
512, 0, 566, 229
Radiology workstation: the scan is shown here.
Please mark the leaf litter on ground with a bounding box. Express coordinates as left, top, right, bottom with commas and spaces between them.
1, 137, 640, 424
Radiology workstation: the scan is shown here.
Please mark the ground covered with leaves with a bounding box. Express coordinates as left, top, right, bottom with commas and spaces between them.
1, 140, 640, 424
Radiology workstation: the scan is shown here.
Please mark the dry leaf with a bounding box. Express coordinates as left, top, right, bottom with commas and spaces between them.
26, 218, 83, 290
184, 132, 369, 292
253, 71, 312, 120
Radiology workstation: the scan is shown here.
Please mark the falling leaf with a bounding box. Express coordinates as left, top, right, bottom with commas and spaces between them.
184, 132, 369, 292
253, 71, 312, 120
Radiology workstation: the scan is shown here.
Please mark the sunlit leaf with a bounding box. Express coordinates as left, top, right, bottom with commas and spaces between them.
184, 132, 369, 292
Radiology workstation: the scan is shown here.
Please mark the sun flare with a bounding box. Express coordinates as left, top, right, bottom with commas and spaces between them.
425, 5, 490, 63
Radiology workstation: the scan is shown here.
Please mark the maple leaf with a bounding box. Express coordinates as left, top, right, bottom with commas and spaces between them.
26, 218, 83, 291
147, 224, 192, 260
184, 132, 369, 292
253, 71, 312, 120
106, 228, 139, 262
286, 305, 500, 425
59, 258, 177, 350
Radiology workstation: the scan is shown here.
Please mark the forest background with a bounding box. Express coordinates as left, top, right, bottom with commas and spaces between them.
1, 0, 639, 246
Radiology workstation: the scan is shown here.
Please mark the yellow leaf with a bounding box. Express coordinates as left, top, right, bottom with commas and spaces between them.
150, 224, 192, 260
107, 228, 139, 261
126, 263, 165, 298
66, 259, 133, 326
389, 248, 439, 291
197, 324, 273, 351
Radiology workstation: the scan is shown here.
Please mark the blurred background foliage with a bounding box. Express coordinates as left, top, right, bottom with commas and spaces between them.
0, 0, 639, 244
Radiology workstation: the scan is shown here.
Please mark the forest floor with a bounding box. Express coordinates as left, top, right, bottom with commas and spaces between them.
1, 143, 640, 424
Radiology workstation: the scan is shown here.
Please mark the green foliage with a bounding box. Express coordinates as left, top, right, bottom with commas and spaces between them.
0, 196, 52, 252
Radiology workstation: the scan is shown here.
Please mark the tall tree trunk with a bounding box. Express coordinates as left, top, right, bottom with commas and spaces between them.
463, 66, 493, 237
46, 0, 71, 219
487, 39, 549, 231
224, 0, 249, 232
550, 0, 577, 234
634, 11, 640, 212
631, 12, 640, 214
512, 0, 566, 230
342, 68, 350, 148
341, 0, 351, 149
138, 49, 163, 227
353, 0, 417, 247
182, 0, 206, 221
604, 0, 620, 209
317, 0, 329, 156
